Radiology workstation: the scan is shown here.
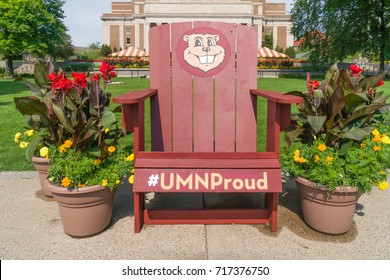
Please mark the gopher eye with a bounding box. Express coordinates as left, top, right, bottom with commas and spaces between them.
195, 38, 203, 47
207, 38, 215, 46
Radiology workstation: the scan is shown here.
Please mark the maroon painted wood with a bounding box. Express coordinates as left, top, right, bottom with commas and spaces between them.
235, 25, 258, 152
150, 24, 171, 151
214, 22, 236, 152
113, 22, 303, 233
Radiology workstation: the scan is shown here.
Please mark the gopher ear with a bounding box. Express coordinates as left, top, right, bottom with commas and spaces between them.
183, 35, 190, 42
214, 35, 220, 42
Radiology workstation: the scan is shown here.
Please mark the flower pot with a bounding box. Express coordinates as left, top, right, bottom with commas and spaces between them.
295, 177, 361, 234
31, 156, 53, 197
48, 184, 115, 237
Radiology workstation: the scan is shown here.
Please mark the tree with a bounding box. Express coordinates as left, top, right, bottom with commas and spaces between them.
88, 41, 101, 50
101, 44, 112, 57
291, 0, 389, 71
0, 0, 71, 77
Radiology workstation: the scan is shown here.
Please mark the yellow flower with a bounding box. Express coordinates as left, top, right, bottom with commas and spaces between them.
14, 132, 21, 143
378, 181, 388, 191
108, 146, 116, 153
61, 177, 72, 188
78, 183, 86, 188
115, 180, 120, 185
294, 155, 306, 163
93, 159, 101, 166
125, 154, 135, 161
102, 179, 108, 187
372, 129, 380, 136
381, 135, 390, 144
59, 145, 66, 153
326, 156, 334, 164
372, 135, 382, 143
360, 143, 366, 147
63, 140, 73, 149
317, 143, 327, 152
373, 146, 381, 151
379, 170, 386, 175
39, 147, 49, 158
131, 168, 135, 174
314, 154, 320, 163
105, 128, 110, 133
19, 141, 28, 149
24, 130, 34, 137
129, 175, 134, 184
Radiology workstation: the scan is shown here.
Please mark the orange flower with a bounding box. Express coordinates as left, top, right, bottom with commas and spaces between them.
108, 146, 116, 153
63, 140, 73, 149
373, 146, 381, 151
61, 177, 72, 188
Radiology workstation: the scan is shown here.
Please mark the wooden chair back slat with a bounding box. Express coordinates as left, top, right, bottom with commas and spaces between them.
149, 22, 259, 153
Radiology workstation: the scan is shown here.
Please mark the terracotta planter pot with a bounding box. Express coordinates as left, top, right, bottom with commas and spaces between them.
31, 156, 53, 197
48, 183, 115, 237
295, 177, 361, 234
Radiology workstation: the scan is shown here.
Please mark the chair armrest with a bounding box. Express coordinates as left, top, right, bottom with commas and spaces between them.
250, 89, 302, 104
113, 89, 158, 104
113, 89, 157, 153
250, 89, 303, 156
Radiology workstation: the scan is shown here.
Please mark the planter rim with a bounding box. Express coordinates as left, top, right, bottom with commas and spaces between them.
47, 183, 111, 194
295, 176, 359, 194
31, 156, 49, 163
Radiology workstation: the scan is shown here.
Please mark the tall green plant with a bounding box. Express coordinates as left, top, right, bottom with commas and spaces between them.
14, 61, 120, 159
285, 63, 389, 153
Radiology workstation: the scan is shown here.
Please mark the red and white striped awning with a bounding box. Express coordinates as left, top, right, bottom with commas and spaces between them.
109, 46, 149, 57
257, 47, 288, 58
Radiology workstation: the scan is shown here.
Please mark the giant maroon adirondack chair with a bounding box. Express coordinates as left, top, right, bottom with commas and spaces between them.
113, 22, 301, 233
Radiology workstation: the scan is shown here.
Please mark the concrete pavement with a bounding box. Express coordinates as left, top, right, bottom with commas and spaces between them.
0, 171, 389, 260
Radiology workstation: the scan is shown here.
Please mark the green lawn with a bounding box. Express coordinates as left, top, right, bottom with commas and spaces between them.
1, 76, 387, 171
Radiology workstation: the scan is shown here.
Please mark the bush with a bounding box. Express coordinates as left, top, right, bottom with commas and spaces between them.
257, 59, 295, 69
0, 67, 5, 77
65, 63, 94, 72
103, 57, 149, 68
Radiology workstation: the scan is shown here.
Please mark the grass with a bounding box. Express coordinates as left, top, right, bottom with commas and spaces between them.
1, 77, 388, 171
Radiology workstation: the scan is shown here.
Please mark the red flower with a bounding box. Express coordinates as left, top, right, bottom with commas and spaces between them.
99, 62, 116, 81
308, 80, 320, 90
55, 77, 73, 92
376, 80, 384, 87
71, 72, 87, 89
90, 73, 101, 82
349, 64, 362, 77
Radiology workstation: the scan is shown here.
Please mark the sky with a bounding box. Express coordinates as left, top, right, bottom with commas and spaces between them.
63, 0, 295, 47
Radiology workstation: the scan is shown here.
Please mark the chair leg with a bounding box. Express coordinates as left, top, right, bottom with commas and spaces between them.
266, 193, 278, 232
134, 192, 145, 233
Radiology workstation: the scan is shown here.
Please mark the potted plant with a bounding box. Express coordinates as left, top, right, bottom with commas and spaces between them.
14, 62, 69, 197
15, 61, 134, 237
13, 128, 53, 196
281, 63, 389, 234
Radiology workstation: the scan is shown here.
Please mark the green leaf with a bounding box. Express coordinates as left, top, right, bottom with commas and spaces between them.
307, 115, 327, 133
23, 79, 44, 97
52, 101, 75, 133
344, 93, 368, 114
284, 127, 304, 148
25, 136, 42, 161
339, 128, 370, 141
33, 62, 48, 88
14, 97, 51, 124
100, 111, 117, 129
343, 104, 386, 127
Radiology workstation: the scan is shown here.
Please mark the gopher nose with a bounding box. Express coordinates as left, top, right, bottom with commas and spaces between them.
202, 47, 210, 52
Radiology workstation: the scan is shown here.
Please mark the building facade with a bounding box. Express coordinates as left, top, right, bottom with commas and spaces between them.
101, 0, 293, 53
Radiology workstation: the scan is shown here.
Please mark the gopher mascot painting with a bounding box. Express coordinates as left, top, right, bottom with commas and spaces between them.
182, 33, 226, 73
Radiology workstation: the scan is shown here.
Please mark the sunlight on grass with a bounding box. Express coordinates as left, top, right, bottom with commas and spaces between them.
1, 76, 388, 171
